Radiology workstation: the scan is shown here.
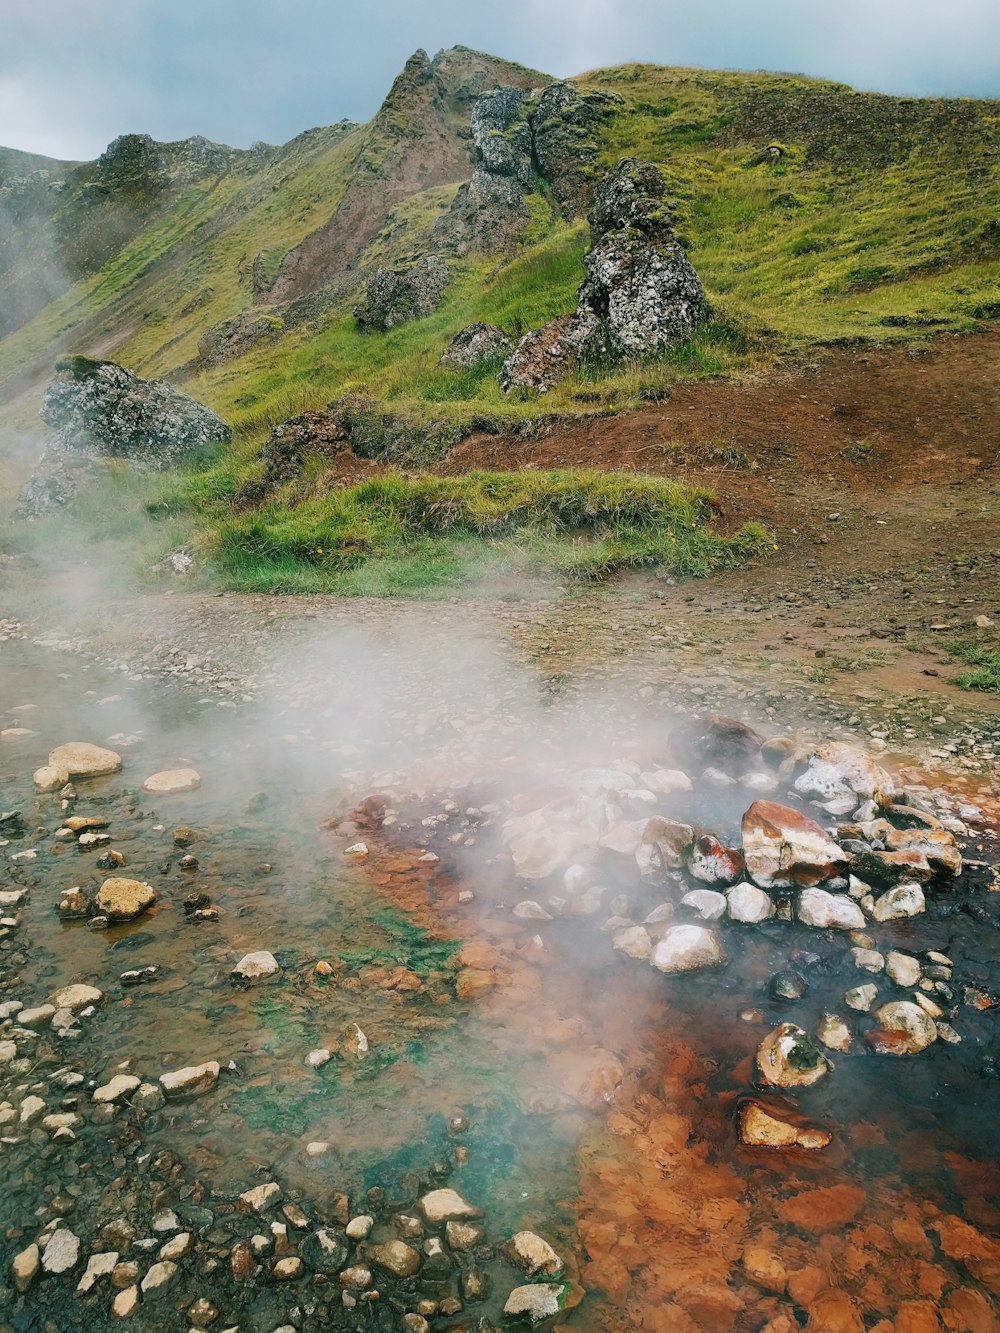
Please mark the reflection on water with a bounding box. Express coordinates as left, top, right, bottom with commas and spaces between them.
1, 635, 999, 1330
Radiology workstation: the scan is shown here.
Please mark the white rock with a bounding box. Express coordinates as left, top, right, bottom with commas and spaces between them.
886, 951, 922, 987
680, 889, 727, 921
797, 888, 865, 930
76, 1250, 118, 1294
504, 1231, 563, 1277
142, 768, 201, 795
93, 1074, 141, 1104
48, 742, 121, 777
345, 1215, 374, 1240
504, 1283, 565, 1322
612, 925, 651, 960
12, 1243, 39, 1293
727, 881, 775, 924
846, 984, 879, 1012
873, 1001, 938, 1054
158, 1232, 191, 1262
756, 1023, 830, 1088
34, 764, 70, 792
306, 1048, 331, 1068
231, 951, 280, 983
159, 1061, 220, 1097
41, 1229, 80, 1274
112, 1284, 139, 1317
50, 982, 102, 1010
872, 882, 926, 921
18, 1005, 56, 1028
650, 924, 726, 974
152, 1208, 180, 1232
850, 947, 885, 973
19, 1095, 45, 1124
793, 742, 891, 806
238, 1182, 282, 1213
512, 901, 552, 920
816, 1014, 851, 1052
419, 1189, 481, 1225
140, 1259, 177, 1292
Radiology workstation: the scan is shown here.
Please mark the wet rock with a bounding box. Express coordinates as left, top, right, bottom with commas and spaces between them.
742, 801, 848, 890
885, 826, 962, 876
738, 1102, 832, 1149
680, 889, 727, 921
756, 1023, 831, 1088
140, 1259, 177, 1293
868, 1001, 938, 1054
504, 1231, 563, 1277
229, 1241, 255, 1281
76, 1250, 118, 1294
12, 1243, 39, 1293
613, 925, 652, 960
367, 1239, 421, 1277
158, 1232, 191, 1262
19, 1004, 56, 1028
886, 951, 922, 987
851, 947, 885, 973
187, 1297, 218, 1325
793, 742, 891, 808
796, 888, 865, 930
637, 816, 694, 876
872, 882, 926, 921
41, 1228, 80, 1274
48, 741, 122, 777
513, 900, 553, 921
131, 1082, 165, 1113
852, 849, 932, 887
439, 323, 513, 369
231, 950, 280, 984
142, 768, 202, 795
238, 1181, 282, 1213
95, 877, 156, 921
112, 1284, 139, 1317
355, 255, 450, 331
504, 1282, 566, 1324
300, 1228, 349, 1273
340, 1023, 369, 1059
50, 982, 102, 1010
419, 1188, 482, 1225
688, 835, 745, 887
93, 1074, 141, 1103
728, 881, 776, 924
446, 1220, 483, 1249
769, 970, 807, 1002
340, 1264, 372, 1290
816, 1014, 851, 1051
272, 1256, 303, 1280
650, 924, 727, 974
34, 763, 69, 791
846, 984, 878, 1012
159, 1060, 220, 1097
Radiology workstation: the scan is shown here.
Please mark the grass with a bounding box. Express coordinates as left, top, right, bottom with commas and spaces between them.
202, 469, 773, 594
946, 636, 1000, 693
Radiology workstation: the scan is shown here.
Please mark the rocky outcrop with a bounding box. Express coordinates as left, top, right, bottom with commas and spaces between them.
529, 83, 623, 216
499, 158, 706, 391
439, 322, 513, 369
354, 254, 450, 331
437, 87, 533, 254
16, 357, 231, 519
235, 409, 348, 507
197, 311, 282, 368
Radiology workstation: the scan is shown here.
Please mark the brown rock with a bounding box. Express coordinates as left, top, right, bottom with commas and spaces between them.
851, 849, 933, 886
805, 1289, 864, 1333
742, 801, 848, 890
885, 827, 962, 876
688, 834, 745, 887
49, 742, 121, 777
95, 877, 156, 921
742, 1244, 788, 1294
698, 714, 765, 771
756, 1024, 831, 1089
779, 1185, 866, 1234
738, 1102, 832, 1151
230, 1240, 255, 1281
895, 1301, 945, 1333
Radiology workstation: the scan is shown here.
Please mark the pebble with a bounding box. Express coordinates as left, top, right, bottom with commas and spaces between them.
41, 1228, 80, 1274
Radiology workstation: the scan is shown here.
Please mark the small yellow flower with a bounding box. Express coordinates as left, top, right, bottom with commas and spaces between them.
316, 546, 324, 554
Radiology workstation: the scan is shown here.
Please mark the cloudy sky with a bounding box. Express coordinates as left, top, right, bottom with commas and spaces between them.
3, 0, 998, 161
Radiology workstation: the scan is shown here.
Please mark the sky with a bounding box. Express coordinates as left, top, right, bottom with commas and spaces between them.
2, 0, 998, 162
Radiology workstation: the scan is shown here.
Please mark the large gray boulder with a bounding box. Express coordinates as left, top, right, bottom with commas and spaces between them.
16, 356, 231, 518
439, 322, 513, 369
354, 254, 450, 331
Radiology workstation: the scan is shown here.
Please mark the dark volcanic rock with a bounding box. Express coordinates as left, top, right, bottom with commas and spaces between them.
354, 254, 450, 331
439, 323, 513, 369
529, 83, 623, 216
16, 356, 231, 518
198, 310, 282, 368
498, 312, 599, 394
235, 409, 348, 507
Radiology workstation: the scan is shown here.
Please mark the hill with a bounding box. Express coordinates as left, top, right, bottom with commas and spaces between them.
0, 47, 998, 597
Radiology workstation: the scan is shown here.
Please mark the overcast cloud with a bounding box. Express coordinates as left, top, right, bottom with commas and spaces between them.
2, 0, 998, 162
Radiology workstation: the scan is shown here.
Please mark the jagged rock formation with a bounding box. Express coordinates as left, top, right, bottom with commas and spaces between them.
15, 357, 231, 519
435, 87, 534, 254
354, 255, 450, 331
235, 410, 348, 507
198, 311, 283, 368
500, 158, 706, 391
529, 83, 623, 216
439, 323, 513, 369
266, 48, 544, 305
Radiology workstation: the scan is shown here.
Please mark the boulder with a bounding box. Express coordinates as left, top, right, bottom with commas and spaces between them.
738, 1102, 832, 1149
727, 881, 776, 924
95, 877, 156, 921
650, 924, 727, 974
50, 982, 102, 1011
198, 310, 281, 368
637, 816, 694, 876
142, 768, 201, 795
439, 323, 513, 369
796, 888, 866, 930
884, 826, 962, 876
680, 889, 728, 921
419, 1189, 481, 1225
234, 408, 348, 506
688, 834, 745, 887
529, 82, 621, 215
231, 950, 280, 984
504, 1283, 566, 1324
868, 1001, 938, 1055
851, 849, 933, 887
367, 1240, 421, 1278
742, 801, 848, 890
18, 357, 231, 518
756, 1023, 830, 1088
793, 742, 892, 808
48, 742, 121, 777
159, 1061, 220, 1098
354, 255, 449, 331
498, 312, 599, 393
872, 882, 926, 922
504, 1231, 564, 1277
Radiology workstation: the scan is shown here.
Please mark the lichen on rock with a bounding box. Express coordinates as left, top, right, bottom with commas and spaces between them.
354, 254, 450, 331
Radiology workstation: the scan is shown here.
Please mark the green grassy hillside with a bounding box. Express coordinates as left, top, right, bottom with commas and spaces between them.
1, 51, 997, 593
